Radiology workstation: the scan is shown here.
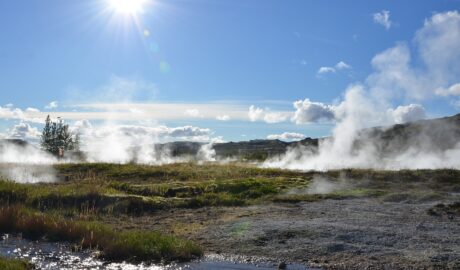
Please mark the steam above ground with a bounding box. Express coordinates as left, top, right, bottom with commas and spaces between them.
1, 113, 460, 184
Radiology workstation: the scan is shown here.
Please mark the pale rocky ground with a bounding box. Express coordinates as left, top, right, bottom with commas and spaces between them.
105, 194, 460, 270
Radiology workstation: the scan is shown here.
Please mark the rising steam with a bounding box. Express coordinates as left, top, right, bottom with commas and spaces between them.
264, 11, 460, 171
0, 142, 57, 183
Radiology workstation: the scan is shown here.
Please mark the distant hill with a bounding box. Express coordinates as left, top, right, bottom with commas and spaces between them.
157, 113, 460, 160
156, 138, 319, 161
357, 113, 460, 156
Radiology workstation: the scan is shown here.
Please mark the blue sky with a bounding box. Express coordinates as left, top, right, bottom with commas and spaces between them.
1, 0, 460, 143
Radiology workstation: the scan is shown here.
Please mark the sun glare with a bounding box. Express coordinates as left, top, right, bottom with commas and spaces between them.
108, 0, 147, 16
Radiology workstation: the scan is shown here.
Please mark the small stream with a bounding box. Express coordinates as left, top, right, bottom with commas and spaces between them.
0, 235, 313, 270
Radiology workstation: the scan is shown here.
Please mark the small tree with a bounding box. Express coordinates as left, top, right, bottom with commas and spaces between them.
41, 115, 79, 157
41, 115, 54, 153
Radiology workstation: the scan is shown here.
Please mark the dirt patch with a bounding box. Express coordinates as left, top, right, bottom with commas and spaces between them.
101, 194, 460, 269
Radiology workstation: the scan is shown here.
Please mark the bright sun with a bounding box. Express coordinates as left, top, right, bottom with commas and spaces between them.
108, 0, 147, 16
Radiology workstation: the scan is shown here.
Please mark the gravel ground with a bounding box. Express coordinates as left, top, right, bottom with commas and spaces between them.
104, 195, 460, 270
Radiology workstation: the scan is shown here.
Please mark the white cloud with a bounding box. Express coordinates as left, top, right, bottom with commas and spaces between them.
0, 106, 25, 120
291, 99, 336, 124
367, 11, 460, 101
184, 108, 203, 118
0, 105, 45, 124
335, 61, 352, 70
216, 115, 231, 121
267, 132, 306, 141
248, 105, 264, 121
8, 122, 41, 141
373, 10, 392, 30
389, 104, 426, 124
25, 108, 40, 113
435, 83, 460, 96
0, 105, 43, 123
45, 101, 58, 110
317, 61, 352, 76
71, 102, 248, 121
317, 67, 336, 74
415, 11, 460, 85
248, 105, 290, 123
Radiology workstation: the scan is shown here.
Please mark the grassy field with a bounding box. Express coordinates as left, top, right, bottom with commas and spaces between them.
0, 162, 459, 265
2, 163, 458, 214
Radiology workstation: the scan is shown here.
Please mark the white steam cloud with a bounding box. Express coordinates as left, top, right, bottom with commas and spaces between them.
0, 142, 57, 183
265, 11, 460, 170
75, 122, 215, 164
389, 104, 426, 124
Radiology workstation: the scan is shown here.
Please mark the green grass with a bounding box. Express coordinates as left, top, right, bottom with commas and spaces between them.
1, 163, 459, 214
0, 206, 202, 263
0, 163, 313, 214
55, 162, 303, 183
0, 257, 32, 270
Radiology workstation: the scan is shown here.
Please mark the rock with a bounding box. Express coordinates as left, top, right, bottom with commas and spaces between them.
278, 261, 287, 269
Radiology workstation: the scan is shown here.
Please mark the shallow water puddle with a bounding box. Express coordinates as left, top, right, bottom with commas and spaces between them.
0, 235, 312, 270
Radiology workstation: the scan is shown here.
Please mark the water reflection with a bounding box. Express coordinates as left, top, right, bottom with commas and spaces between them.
0, 235, 311, 270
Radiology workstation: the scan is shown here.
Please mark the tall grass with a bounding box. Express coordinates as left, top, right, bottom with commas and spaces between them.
0, 257, 32, 270
0, 206, 202, 262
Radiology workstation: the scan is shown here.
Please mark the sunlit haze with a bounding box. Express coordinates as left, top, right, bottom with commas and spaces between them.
108, 0, 148, 16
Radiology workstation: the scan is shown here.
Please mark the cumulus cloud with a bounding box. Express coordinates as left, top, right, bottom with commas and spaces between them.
373, 10, 392, 30
0, 105, 44, 124
248, 105, 290, 123
248, 105, 264, 121
8, 122, 41, 141
0, 106, 25, 120
317, 61, 352, 76
389, 104, 426, 124
368, 11, 460, 101
267, 132, 306, 141
292, 99, 336, 124
415, 11, 460, 85
45, 101, 58, 110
